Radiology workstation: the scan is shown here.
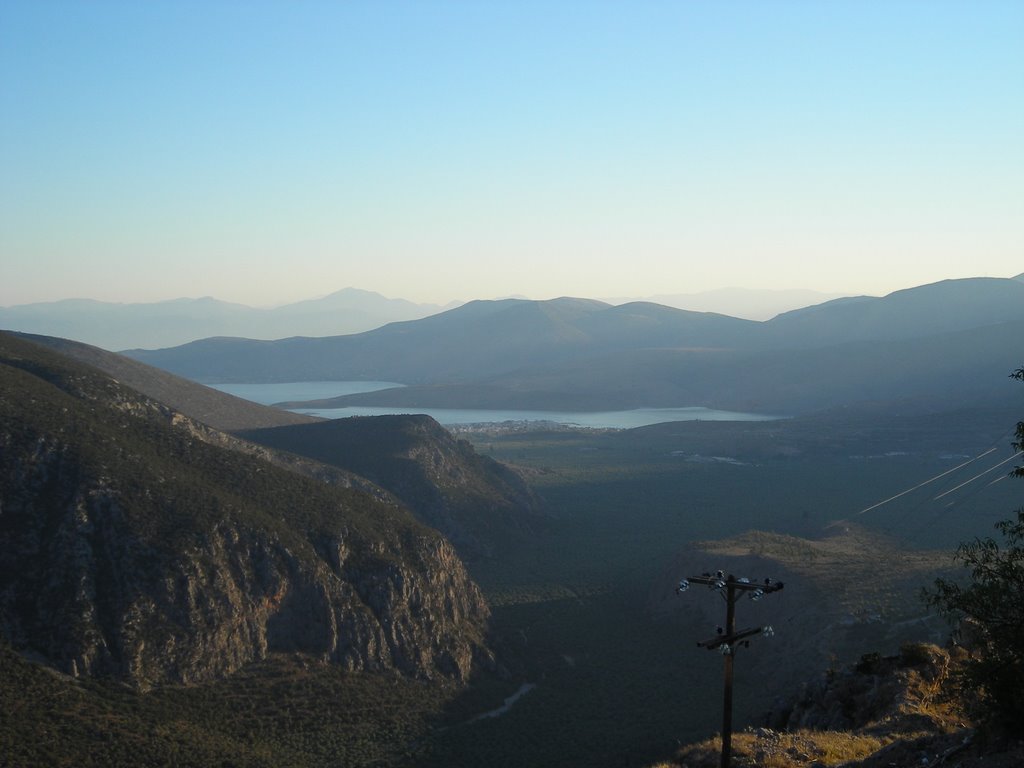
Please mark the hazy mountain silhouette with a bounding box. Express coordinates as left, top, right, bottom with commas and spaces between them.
762, 277, 1024, 347
0, 288, 449, 350
123, 277, 1024, 416
603, 287, 851, 320
122, 297, 759, 383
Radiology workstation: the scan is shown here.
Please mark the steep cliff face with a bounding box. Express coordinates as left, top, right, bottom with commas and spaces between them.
0, 332, 489, 689
238, 414, 545, 560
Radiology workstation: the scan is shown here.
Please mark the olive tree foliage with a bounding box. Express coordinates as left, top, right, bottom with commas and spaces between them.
1012, 367, 1024, 479
925, 367, 1024, 727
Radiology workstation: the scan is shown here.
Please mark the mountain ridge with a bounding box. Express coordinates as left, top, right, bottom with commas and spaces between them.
10, 331, 319, 431
124, 277, 1024, 416
602, 287, 852, 321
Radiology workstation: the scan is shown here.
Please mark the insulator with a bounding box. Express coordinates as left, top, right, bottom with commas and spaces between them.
763, 625, 775, 638
750, 588, 764, 601
677, 579, 690, 592
720, 644, 731, 655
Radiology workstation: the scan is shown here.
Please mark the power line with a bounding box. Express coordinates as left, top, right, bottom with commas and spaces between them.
932, 451, 1023, 501
985, 474, 1010, 489
852, 446, 1019, 548
851, 448, 995, 520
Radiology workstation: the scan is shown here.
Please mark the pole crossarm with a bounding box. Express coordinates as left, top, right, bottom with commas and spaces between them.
697, 625, 763, 651
679, 573, 785, 597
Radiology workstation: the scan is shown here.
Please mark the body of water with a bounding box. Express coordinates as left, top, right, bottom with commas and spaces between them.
210, 381, 783, 429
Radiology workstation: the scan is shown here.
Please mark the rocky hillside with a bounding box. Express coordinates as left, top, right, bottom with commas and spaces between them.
0, 331, 490, 690
237, 414, 546, 561
663, 642, 1024, 767
10, 331, 318, 431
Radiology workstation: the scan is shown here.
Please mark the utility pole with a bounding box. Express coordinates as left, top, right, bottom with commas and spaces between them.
677, 571, 784, 768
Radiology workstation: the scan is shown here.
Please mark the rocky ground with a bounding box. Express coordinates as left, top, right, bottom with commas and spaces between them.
657, 642, 1024, 768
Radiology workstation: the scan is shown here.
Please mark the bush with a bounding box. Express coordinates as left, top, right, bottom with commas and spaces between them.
898, 642, 935, 668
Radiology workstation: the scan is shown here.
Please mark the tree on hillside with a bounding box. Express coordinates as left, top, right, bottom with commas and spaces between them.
1012, 367, 1023, 479
926, 366, 1024, 728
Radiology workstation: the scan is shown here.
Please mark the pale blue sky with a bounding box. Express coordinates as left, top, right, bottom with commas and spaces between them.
1, 1, 1021, 307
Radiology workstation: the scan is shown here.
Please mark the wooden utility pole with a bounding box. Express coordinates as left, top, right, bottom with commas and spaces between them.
677, 572, 784, 768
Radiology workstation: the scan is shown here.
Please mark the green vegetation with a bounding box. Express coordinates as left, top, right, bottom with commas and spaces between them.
926, 511, 1024, 729
0, 639, 454, 767
1012, 366, 1024, 480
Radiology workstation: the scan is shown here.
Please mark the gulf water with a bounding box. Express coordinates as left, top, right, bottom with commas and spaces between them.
210, 381, 782, 429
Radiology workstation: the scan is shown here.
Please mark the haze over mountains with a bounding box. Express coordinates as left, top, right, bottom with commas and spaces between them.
124, 276, 1024, 417
0, 289, 453, 351
0, 287, 849, 351
601, 287, 850, 321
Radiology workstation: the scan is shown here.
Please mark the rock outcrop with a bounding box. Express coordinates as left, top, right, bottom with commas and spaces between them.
763, 642, 957, 733
668, 643, 1024, 768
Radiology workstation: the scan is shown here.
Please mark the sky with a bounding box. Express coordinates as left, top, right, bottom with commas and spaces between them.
1, 1, 1021, 308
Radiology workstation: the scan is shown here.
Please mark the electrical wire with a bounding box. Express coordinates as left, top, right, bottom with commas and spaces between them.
932, 451, 1023, 501
900, 452, 1017, 545
855, 447, 997, 516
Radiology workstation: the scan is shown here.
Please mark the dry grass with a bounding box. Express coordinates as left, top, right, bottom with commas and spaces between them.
670, 729, 890, 768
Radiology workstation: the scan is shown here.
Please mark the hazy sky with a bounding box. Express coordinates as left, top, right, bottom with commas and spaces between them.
2, 1, 1021, 308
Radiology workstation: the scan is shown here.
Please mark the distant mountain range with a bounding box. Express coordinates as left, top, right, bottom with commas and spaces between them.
1, 286, 858, 352
0, 288, 453, 350
123, 277, 1024, 416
